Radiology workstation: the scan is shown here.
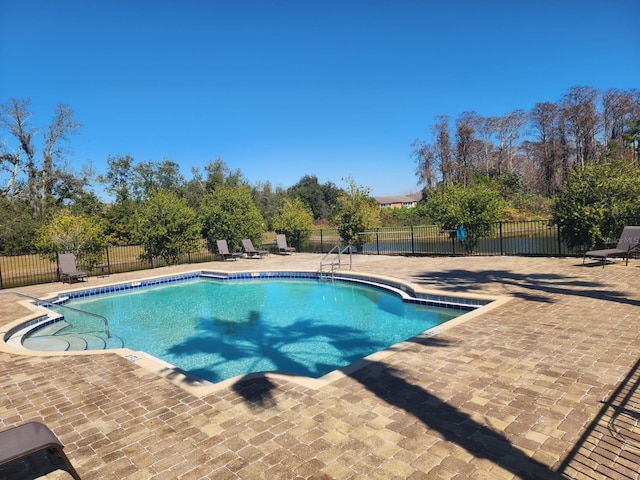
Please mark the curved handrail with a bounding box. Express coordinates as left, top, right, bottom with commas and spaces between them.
320, 245, 354, 276
0, 292, 110, 338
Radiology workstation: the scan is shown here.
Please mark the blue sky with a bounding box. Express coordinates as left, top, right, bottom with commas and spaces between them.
1, 0, 638, 198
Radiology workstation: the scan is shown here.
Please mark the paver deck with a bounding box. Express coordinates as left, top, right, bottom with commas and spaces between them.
0, 254, 638, 479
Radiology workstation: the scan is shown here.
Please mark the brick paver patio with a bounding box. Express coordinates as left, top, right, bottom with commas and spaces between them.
1, 254, 638, 479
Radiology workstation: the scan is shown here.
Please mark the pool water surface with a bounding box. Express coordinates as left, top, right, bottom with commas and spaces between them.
50, 277, 461, 383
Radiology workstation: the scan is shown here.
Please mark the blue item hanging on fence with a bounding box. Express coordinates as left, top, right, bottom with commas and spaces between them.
456, 225, 466, 242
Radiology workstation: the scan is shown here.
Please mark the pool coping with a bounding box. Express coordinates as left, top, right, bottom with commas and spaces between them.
0, 268, 509, 397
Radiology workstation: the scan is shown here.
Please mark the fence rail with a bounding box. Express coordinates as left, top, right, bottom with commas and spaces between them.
308, 221, 573, 257
0, 220, 615, 289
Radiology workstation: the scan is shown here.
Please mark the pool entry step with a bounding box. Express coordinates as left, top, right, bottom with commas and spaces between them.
22, 321, 124, 351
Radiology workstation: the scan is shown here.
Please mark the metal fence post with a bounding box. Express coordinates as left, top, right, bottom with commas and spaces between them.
105, 246, 111, 274
411, 226, 415, 255
557, 223, 562, 256
499, 222, 504, 256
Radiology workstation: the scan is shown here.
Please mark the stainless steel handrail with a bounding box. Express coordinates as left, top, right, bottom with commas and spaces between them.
0, 292, 110, 338
319, 245, 354, 277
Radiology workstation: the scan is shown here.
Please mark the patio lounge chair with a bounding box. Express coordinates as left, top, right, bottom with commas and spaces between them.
0, 422, 82, 479
58, 253, 88, 283
583, 226, 640, 267
242, 239, 269, 258
216, 240, 243, 261
276, 234, 296, 254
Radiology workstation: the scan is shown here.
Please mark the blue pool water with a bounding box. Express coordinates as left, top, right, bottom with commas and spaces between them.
52, 277, 461, 383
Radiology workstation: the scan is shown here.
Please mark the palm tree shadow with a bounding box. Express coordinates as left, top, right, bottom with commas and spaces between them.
165, 311, 387, 384
347, 360, 566, 479
232, 375, 278, 408
413, 268, 640, 306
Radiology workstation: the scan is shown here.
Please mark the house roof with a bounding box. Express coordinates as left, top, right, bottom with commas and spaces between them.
374, 195, 422, 204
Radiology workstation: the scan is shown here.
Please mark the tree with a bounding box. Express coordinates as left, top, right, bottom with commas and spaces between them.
202, 158, 247, 191
602, 88, 639, 149
35, 210, 107, 268
494, 109, 528, 175
130, 189, 201, 265
272, 196, 314, 249
621, 119, 640, 163
380, 205, 429, 228
475, 115, 498, 176
553, 160, 640, 250
287, 175, 343, 221
410, 87, 640, 198
529, 102, 566, 195
433, 116, 454, 186
424, 184, 505, 254
130, 159, 185, 200
562, 86, 600, 169
0, 198, 39, 254
200, 185, 264, 253
454, 111, 480, 187
0, 98, 82, 218
97, 154, 138, 243
411, 139, 437, 193
330, 178, 381, 249
185, 158, 248, 211
98, 154, 135, 202
0, 98, 36, 203
252, 181, 286, 230
42, 104, 82, 207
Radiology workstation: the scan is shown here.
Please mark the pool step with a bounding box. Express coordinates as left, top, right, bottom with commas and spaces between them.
105, 335, 125, 349
22, 336, 70, 352
32, 321, 71, 336
22, 332, 125, 352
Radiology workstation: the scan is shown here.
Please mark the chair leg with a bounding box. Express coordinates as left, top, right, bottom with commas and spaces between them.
58, 449, 82, 480
49, 447, 82, 479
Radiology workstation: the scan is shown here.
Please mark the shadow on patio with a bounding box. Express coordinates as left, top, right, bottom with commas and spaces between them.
557, 357, 640, 479
346, 358, 565, 479
412, 268, 640, 307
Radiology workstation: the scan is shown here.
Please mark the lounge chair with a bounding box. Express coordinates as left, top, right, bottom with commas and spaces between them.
583, 226, 640, 267
216, 240, 243, 261
242, 239, 269, 258
58, 253, 88, 283
276, 234, 296, 254
0, 422, 82, 479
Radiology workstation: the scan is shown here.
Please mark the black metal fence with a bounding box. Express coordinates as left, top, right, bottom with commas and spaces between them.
306, 220, 573, 256
0, 220, 604, 289
0, 240, 219, 290
358, 221, 570, 257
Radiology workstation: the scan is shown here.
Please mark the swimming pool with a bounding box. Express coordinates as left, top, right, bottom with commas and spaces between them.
21, 272, 481, 384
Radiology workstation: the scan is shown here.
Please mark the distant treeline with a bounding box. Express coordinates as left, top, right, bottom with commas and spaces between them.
412, 86, 639, 196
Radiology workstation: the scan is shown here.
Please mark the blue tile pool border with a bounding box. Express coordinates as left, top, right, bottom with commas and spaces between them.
52, 270, 488, 311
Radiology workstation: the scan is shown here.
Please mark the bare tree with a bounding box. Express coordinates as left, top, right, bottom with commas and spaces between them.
530, 102, 564, 195
0, 151, 24, 199
0, 98, 82, 216
454, 112, 478, 187
602, 88, 640, 162
602, 89, 638, 142
411, 138, 437, 193
0, 99, 35, 201
495, 109, 528, 174
42, 104, 82, 206
411, 86, 639, 196
475, 115, 498, 175
562, 86, 600, 169
434, 116, 454, 186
